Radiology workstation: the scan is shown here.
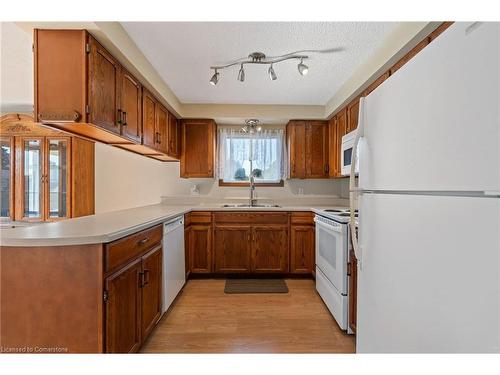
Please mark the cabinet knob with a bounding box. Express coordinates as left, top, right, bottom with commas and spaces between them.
138, 237, 149, 245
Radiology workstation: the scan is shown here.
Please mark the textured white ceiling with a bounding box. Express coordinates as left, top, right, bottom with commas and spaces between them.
121, 22, 396, 105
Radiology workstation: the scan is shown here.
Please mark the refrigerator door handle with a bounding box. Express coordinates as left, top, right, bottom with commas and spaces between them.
350, 97, 365, 268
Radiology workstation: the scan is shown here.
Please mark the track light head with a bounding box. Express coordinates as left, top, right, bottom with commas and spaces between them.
268, 64, 277, 81
238, 64, 245, 82
209, 69, 219, 86
298, 58, 309, 76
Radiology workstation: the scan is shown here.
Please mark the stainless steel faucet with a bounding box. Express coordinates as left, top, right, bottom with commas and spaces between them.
249, 175, 257, 207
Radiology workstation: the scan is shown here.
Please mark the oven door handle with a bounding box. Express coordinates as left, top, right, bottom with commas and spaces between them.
314, 218, 344, 233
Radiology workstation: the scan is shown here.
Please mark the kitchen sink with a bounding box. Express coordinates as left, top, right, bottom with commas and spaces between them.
222, 204, 281, 208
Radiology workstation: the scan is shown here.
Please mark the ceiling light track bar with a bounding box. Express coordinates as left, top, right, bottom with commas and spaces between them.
210, 55, 308, 70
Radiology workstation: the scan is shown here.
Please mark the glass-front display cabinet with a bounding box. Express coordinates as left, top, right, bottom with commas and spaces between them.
16, 137, 71, 221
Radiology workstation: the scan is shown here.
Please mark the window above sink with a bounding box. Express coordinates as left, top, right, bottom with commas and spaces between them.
217, 126, 286, 187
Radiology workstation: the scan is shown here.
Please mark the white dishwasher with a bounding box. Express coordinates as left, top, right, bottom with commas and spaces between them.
162, 216, 186, 315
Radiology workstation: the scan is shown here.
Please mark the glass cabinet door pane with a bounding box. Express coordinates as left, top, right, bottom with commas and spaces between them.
48, 139, 68, 218
0, 139, 12, 218
23, 139, 43, 218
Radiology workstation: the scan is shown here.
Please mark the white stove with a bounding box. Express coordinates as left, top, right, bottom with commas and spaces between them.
314, 208, 358, 223
313, 207, 356, 334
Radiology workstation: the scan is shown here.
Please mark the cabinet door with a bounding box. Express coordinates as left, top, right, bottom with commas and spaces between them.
335, 109, 347, 177
287, 121, 306, 178
141, 245, 162, 341
142, 89, 157, 149
328, 116, 337, 178
214, 225, 252, 273
105, 258, 142, 353
121, 69, 142, 143
180, 120, 215, 177
156, 104, 169, 154
346, 97, 360, 133
88, 37, 121, 134
290, 225, 315, 274
251, 225, 289, 273
348, 248, 358, 333
188, 225, 212, 273
305, 121, 329, 178
16, 137, 44, 221
45, 138, 71, 220
0, 137, 14, 219
168, 113, 180, 158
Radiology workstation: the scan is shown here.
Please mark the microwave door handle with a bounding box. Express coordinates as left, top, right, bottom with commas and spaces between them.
350, 97, 365, 268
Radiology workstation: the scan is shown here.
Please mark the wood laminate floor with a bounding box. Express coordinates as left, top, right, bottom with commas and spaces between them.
141, 279, 356, 353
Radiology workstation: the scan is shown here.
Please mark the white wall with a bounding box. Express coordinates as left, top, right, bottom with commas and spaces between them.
94, 142, 348, 213
0, 22, 33, 112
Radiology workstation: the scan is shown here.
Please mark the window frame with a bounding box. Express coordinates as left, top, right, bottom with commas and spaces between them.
0, 136, 15, 220
217, 128, 285, 187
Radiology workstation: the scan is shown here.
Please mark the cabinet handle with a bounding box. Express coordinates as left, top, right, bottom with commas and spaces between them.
324, 164, 329, 174
138, 237, 149, 245
117, 109, 122, 125
139, 271, 145, 287
122, 111, 127, 126
156, 132, 161, 144
143, 269, 150, 285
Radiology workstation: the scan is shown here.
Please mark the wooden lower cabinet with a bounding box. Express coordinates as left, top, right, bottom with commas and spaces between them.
140, 245, 162, 340
290, 225, 315, 274
186, 225, 213, 273
105, 258, 142, 353
104, 225, 163, 353
214, 225, 252, 273
186, 211, 315, 276
252, 225, 289, 273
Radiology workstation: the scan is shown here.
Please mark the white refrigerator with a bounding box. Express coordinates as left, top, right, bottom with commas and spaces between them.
352, 22, 500, 353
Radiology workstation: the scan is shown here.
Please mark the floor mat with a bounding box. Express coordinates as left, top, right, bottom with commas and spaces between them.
224, 278, 289, 294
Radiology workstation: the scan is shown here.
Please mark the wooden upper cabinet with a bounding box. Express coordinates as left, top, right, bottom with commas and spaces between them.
34, 29, 180, 161
156, 104, 169, 155
142, 89, 157, 149
180, 119, 215, 178
34, 29, 87, 123
288, 120, 328, 178
305, 121, 329, 178
287, 121, 307, 178
120, 69, 142, 143
168, 113, 180, 158
346, 97, 360, 133
328, 116, 337, 178
88, 36, 121, 134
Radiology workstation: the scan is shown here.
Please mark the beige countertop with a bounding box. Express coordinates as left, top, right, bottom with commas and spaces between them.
0, 204, 346, 247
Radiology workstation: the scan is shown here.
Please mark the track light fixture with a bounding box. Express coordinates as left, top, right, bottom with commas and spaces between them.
298, 58, 309, 76
237, 64, 245, 82
208, 48, 342, 85
268, 64, 277, 81
209, 69, 219, 86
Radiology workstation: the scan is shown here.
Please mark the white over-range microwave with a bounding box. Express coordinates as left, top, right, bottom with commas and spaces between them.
341, 130, 359, 176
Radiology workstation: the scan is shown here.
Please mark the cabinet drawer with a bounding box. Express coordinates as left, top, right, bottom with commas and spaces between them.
185, 211, 212, 225
214, 212, 289, 225
105, 225, 162, 273
290, 212, 315, 225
